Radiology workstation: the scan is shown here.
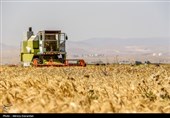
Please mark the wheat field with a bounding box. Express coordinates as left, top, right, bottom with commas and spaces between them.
0, 64, 170, 113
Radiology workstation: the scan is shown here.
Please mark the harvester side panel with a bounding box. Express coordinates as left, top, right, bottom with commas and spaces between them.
21, 53, 34, 62
22, 41, 27, 53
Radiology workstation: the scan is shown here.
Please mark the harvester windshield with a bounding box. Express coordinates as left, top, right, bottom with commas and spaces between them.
38, 30, 67, 53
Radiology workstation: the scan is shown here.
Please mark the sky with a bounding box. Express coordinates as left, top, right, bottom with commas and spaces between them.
0, 0, 170, 46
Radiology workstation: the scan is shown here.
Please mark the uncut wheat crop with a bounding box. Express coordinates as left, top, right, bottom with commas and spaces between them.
0, 64, 170, 113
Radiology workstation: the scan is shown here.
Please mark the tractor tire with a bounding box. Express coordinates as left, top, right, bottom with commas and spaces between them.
32, 58, 43, 66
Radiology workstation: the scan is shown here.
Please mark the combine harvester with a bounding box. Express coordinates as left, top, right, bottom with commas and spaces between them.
20, 27, 86, 67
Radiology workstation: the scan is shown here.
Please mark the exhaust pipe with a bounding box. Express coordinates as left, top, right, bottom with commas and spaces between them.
27, 27, 34, 40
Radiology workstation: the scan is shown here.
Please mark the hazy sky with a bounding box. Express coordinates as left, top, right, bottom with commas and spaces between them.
1, 0, 170, 46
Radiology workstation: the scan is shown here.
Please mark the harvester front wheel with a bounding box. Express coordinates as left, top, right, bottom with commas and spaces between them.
32, 58, 42, 66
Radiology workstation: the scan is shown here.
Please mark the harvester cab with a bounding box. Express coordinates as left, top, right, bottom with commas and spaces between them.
20, 27, 86, 67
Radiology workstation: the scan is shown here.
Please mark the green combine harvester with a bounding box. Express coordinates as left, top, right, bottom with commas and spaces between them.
20, 27, 86, 67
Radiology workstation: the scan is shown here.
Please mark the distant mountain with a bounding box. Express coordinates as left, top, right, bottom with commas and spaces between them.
66, 37, 170, 55
66, 37, 170, 63
0, 43, 20, 64
1, 43, 18, 50
81, 37, 169, 47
